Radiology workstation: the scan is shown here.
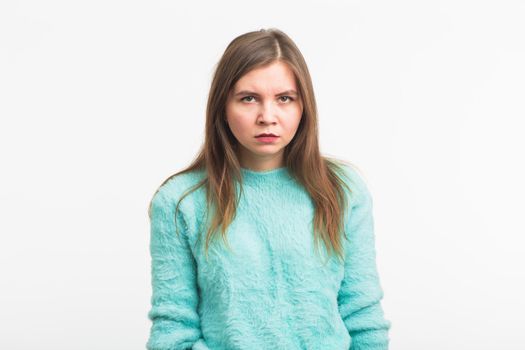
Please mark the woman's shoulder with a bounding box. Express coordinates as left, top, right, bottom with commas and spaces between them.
329, 159, 373, 202
149, 168, 207, 215
158, 167, 206, 193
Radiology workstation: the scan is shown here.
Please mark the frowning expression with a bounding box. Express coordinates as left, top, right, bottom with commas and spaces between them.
225, 61, 303, 170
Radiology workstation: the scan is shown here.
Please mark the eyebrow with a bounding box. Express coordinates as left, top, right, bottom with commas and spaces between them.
234, 89, 299, 97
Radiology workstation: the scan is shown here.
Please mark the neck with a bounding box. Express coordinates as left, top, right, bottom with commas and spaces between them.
239, 166, 294, 187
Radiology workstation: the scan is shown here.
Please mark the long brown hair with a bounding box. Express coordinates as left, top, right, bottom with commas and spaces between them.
149, 28, 357, 264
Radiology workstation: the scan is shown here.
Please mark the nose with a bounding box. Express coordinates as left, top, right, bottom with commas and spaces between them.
257, 100, 278, 124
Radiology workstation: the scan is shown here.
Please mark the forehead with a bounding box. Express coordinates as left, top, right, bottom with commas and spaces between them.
233, 61, 297, 92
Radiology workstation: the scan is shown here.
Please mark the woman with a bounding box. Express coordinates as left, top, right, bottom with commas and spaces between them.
146, 28, 392, 350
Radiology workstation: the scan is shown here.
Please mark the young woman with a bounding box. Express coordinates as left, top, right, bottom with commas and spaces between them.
146, 28, 392, 350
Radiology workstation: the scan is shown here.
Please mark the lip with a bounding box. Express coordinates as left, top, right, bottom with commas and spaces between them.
256, 133, 279, 137
255, 135, 279, 143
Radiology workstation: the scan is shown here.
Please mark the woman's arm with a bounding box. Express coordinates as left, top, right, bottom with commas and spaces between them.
338, 167, 392, 350
146, 187, 210, 350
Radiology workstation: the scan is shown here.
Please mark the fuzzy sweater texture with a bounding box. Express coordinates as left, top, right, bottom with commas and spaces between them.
146, 164, 391, 350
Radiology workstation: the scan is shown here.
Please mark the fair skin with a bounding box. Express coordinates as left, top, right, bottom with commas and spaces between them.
225, 61, 304, 172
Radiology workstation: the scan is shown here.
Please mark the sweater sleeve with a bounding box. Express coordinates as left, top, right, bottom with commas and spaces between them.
337, 168, 392, 350
146, 187, 210, 350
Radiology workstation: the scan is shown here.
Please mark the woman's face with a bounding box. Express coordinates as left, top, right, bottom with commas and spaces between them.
225, 61, 303, 171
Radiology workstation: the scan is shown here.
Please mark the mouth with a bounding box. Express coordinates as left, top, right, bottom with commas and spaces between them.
255, 133, 279, 137
255, 134, 280, 143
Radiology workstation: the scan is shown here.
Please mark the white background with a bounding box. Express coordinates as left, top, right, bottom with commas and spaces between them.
1, 0, 524, 349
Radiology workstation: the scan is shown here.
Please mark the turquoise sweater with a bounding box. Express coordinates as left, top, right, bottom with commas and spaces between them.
146, 164, 391, 350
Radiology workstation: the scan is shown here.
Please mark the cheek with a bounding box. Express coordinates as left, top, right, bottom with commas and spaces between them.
284, 106, 303, 130
227, 105, 255, 130
227, 103, 246, 121
227, 113, 251, 136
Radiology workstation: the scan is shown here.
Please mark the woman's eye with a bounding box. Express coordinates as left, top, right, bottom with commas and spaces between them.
240, 96, 294, 103
241, 96, 256, 102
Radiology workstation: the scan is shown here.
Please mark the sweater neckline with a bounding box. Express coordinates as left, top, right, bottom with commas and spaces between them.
240, 166, 294, 187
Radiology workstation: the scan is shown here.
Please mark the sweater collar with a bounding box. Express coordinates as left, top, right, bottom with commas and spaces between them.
239, 166, 294, 187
